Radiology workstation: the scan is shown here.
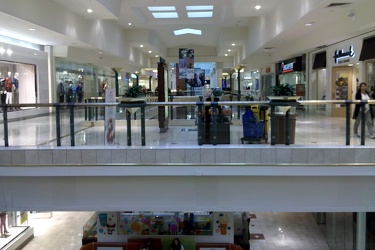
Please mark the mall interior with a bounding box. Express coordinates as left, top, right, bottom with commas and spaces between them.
1, 0, 375, 249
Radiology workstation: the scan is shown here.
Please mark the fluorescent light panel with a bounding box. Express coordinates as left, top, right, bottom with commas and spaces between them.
174, 28, 202, 36
187, 12, 213, 18
148, 6, 176, 11
186, 6, 213, 11
152, 12, 178, 18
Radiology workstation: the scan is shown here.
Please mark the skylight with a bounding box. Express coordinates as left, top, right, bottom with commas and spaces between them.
152, 12, 178, 18
187, 12, 213, 18
174, 28, 202, 36
148, 6, 176, 12
186, 6, 213, 11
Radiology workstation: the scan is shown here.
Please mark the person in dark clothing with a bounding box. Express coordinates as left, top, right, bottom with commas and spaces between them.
353, 82, 375, 138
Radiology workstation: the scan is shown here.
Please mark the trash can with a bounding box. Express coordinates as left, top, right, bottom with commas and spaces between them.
273, 113, 297, 144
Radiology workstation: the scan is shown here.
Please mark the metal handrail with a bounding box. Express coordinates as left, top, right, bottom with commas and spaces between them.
1, 99, 373, 147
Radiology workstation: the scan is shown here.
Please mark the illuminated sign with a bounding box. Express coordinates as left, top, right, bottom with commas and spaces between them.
333, 45, 355, 64
281, 62, 294, 73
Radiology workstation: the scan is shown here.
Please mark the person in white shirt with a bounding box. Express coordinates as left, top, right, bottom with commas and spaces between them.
353, 82, 375, 138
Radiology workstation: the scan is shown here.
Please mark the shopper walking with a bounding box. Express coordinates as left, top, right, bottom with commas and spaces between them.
353, 82, 375, 138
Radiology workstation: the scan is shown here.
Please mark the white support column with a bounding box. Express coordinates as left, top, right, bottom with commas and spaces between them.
356, 212, 366, 250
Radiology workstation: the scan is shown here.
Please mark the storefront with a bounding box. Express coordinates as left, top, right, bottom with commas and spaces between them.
243, 70, 260, 100
359, 36, 375, 94
310, 51, 327, 104
0, 40, 48, 112
260, 65, 275, 100
276, 55, 306, 100
55, 57, 128, 102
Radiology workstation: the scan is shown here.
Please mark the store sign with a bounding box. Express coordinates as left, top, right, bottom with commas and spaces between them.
333, 45, 355, 64
281, 62, 294, 73
265, 67, 271, 73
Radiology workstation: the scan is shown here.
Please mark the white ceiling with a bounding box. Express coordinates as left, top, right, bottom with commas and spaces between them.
0, 0, 374, 70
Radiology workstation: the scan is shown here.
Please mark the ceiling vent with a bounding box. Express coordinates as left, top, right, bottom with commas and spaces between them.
326, 3, 352, 8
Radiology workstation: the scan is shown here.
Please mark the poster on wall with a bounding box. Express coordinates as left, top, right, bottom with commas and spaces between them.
97, 212, 118, 242
185, 69, 205, 88
104, 88, 116, 145
212, 212, 233, 242
179, 48, 194, 79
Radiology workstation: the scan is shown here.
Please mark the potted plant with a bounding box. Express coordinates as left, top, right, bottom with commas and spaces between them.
269, 83, 300, 101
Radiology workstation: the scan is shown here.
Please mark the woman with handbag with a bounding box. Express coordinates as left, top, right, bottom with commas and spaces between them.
353, 82, 375, 138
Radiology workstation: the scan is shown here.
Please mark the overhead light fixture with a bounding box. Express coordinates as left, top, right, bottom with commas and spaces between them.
228, 49, 231, 52
348, 63, 353, 67
305, 22, 315, 26
6, 49, 12, 56
232, 43, 235, 46
28, 28, 36, 31
128, 23, 132, 26
186, 6, 213, 11
152, 12, 178, 18
87, 9, 93, 13
187, 12, 213, 18
225, 54, 228, 56
140, 44, 144, 47
98, 51, 103, 54
33, 53, 37, 56
149, 51, 152, 53
0, 47, 5, 54
148, 6, 176, 12
255, 5, 261, 10
155, 55, 159, 57
174, 28, 202, 36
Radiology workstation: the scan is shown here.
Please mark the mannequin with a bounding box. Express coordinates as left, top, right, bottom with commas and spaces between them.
57, 82, 65, 103
12, 72, 20, 110
0, 211, 10, 237
5, 76, 14, 111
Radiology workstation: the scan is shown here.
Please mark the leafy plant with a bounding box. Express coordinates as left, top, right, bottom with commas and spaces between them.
271, 83, 296, 96
125, 85, 146, 97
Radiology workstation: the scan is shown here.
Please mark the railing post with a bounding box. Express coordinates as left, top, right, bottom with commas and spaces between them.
95, 98, 99, 121
69, 104, 75, 146
285, 108, 290, 145
270, 104, 276, 145
345, 101, 351, 145
170, 96, 174, 120
141, 106, 146, 146
360, 102, 365, 145
229, 95, 233, 115
55, 104, 61, 146
197, 102, 204, 145
3, 105, 9, 147
126, 109, 132, 146
84, 98, 88, 121
212, 101, 218, 146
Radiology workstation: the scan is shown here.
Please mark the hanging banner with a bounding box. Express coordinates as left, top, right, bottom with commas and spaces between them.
104, 88, 116, 145
179, 48, 194, 79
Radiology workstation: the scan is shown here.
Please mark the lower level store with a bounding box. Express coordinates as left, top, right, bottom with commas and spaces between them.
1, 211, 375, 250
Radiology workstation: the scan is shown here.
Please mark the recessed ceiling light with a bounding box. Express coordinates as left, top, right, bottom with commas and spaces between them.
232, 43, 235, 46
187, 12, 213, 18
152, 12, 178, 18
28, 28, 35, 31
348, 64, 353, 66
128, 23, 132, 26
255, 5, 261, 10
186, 6, 213, 11
305, 22, 315, 26
98, 51, 103, 54
149, 51, 152, 53
156, 55, 159, 57
140, 44, 144, 47
228, 49, 231, 52
87, 9, 93, 13
174, 28, 202, 36
148, 6, 176, 12
225, 54, 228, 56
